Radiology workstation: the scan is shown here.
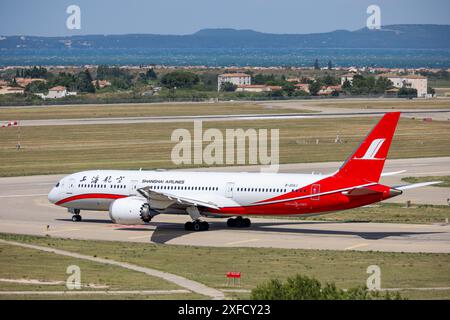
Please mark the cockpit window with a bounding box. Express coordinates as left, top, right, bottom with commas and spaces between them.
55, 182, 60, 187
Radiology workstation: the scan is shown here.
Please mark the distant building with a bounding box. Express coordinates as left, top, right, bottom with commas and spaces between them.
218, 73, 251, 91
92, 80, 111, 89
0, 86, 24, 95
318, 85, 342, 96
294, 83, 310, 93
340, 74, 355, 85
378, 74, 428, 98
36, 86, 77, 99
235, 84, 272, 93
15, 77, 46, 88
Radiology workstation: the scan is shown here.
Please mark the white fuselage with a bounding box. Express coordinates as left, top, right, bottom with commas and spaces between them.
48, 169, 327, 213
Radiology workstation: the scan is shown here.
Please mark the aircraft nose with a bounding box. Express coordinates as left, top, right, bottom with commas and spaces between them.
48, 188, 58, 204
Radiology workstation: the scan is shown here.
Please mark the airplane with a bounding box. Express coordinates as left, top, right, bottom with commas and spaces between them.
48, 112, 440, 231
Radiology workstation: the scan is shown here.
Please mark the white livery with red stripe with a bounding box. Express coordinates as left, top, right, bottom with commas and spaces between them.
48, 112, 440, 231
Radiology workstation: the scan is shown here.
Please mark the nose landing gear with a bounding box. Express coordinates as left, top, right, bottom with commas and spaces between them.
69, 208, 82, 222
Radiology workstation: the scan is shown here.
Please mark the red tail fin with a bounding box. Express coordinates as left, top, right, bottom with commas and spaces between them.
335, 112, 400, 183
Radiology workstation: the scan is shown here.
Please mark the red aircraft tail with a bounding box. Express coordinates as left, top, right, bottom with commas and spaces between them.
335, 112, 401, 183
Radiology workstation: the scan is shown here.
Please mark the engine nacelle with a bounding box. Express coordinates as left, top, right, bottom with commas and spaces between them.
109, 196, 158, 224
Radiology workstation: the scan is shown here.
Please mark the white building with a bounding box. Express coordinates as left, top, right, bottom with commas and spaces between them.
378, 74, 428, 98
217, 73, 251, 91
340, 73, 355, 85
36, 86, 77, 99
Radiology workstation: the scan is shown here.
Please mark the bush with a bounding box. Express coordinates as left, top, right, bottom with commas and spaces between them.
250, 274, 403, 300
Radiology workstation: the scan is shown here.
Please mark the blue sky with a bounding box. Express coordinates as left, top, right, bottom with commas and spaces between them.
1, 0, 449, 36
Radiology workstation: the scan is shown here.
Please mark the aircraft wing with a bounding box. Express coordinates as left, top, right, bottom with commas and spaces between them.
393, 181, 442, 190
137, 186, 221, 210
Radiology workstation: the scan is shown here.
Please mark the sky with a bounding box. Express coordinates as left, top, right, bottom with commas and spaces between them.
0, 0, 449, 36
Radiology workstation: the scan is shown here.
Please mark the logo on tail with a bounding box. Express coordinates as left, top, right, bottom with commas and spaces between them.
356, 138, 386, 160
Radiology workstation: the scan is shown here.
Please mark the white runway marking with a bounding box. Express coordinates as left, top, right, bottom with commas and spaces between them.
0, 194, 47, 198
225, 238, 260, 246
344, 243, 369, 250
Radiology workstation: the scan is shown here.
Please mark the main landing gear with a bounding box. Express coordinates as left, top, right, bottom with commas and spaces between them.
184, 220, 209, 231
227, 216, 251, 228
69, 208, 82, 222
185, 206, 210, 232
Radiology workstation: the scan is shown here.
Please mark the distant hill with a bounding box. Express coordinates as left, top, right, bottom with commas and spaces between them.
1, 24, 449, 49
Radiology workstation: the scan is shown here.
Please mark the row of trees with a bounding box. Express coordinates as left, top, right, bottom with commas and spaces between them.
25, 70, 96, 94
342, 75, 393, 95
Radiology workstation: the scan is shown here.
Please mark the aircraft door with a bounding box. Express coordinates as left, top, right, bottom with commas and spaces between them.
66, 178, 75, 195
225, 182, 235, 198
311, 184, 320, 200
129, 180, 139, 195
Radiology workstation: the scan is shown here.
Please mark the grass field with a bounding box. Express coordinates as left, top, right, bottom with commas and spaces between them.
298, 203, 450, 224
0, 102, 307, 121
402, 176, 450, 188
0, 116, 449, 177
1, 233, 449, 300
0, 242, 181, 292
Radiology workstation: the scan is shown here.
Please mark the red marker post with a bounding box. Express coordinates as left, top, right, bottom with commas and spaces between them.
1, 120, 20, 150
226, 271, 241, 286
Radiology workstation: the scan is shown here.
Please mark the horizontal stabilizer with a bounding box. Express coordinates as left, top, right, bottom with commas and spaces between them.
393, 181, 442, 190
342, 187, 381, 196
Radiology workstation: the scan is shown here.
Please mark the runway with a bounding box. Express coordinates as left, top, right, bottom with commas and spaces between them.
0, 157, 449, 253
15, 109, 450, 127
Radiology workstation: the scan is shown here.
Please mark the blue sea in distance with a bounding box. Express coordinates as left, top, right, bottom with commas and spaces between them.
1, 47, 449, 68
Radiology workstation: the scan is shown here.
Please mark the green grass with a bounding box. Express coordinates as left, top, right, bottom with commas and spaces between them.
1, 117, 450, 177
0, 293, 206, 300
402, 176, 450, 188
297, 203, 450, 224
299, 98, 450, 110
0, 102, 308, 121
0, 243, 181, 293
1, 233, 449, 300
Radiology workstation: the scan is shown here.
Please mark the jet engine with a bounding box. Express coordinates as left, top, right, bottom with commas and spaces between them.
109, 196, 158, 224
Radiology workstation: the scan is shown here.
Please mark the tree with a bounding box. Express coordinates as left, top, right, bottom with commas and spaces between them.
160, 71, 200, 89
327, 60, 333, 70
342, 79, 352, 91
76, 69, 95, 93
313, 59, 320, 70
282, 82, 296, 96
309, 81, 321, 96
146, 68, 158, 80
220, 81, 237, 92
427, 86, 435, 96
322, 74, 338, 86
24, 80, 48, 93
398, 87, 417, 98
